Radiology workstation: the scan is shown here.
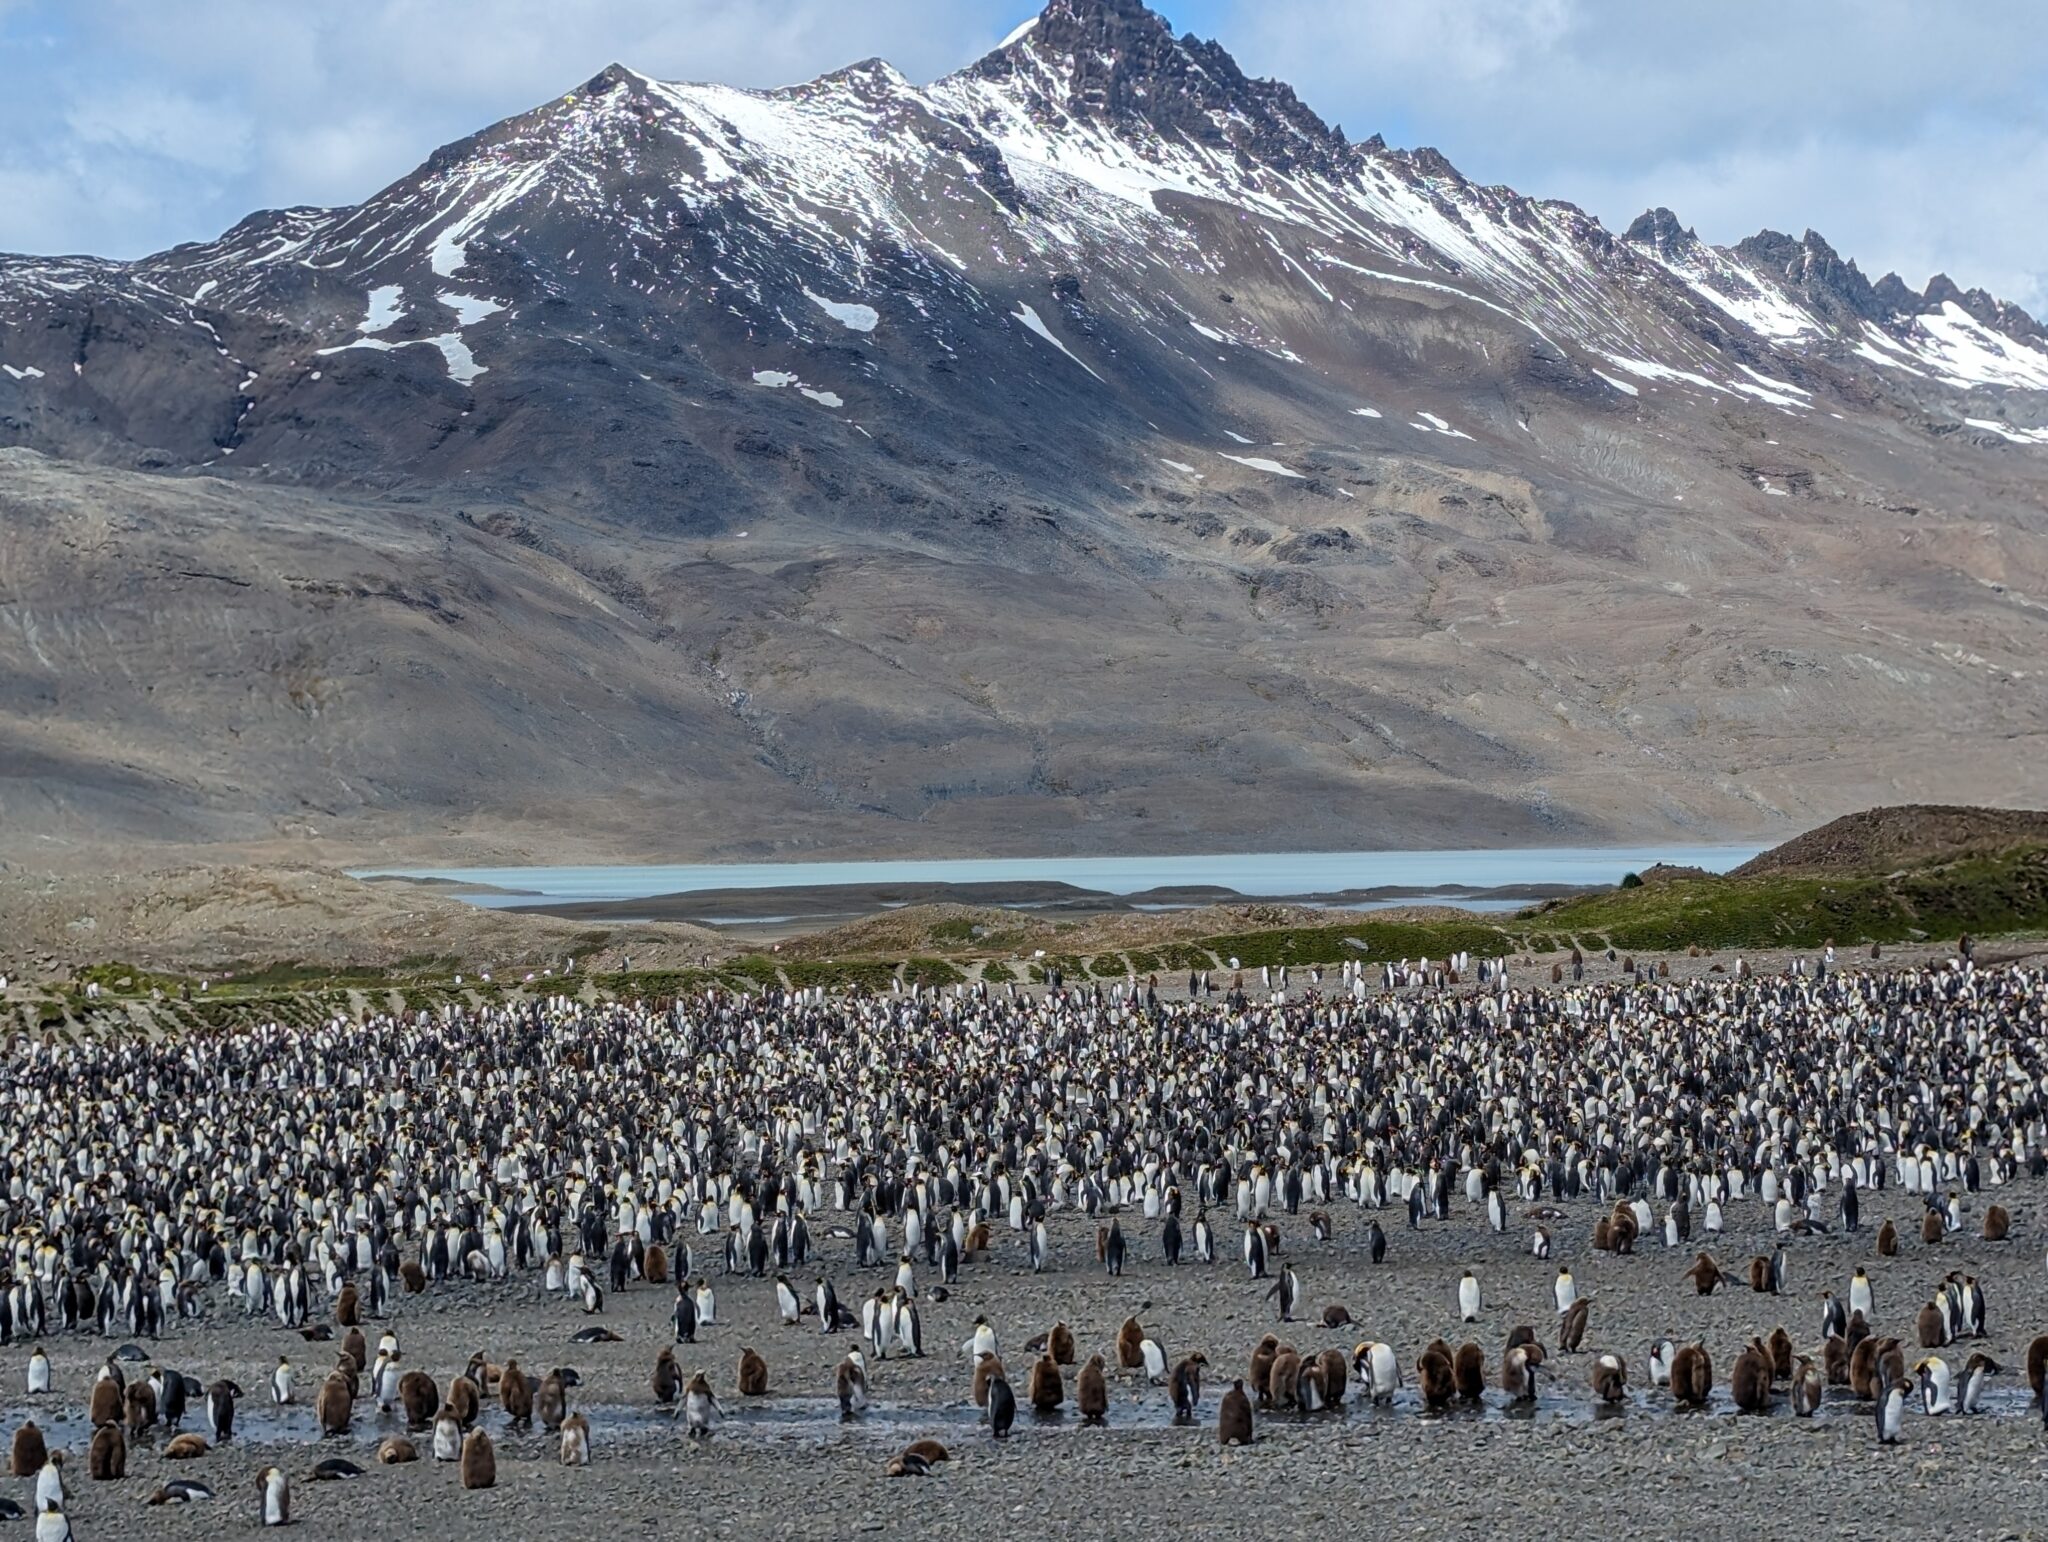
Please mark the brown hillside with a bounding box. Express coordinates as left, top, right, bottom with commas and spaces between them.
1733, 805, 2048, 877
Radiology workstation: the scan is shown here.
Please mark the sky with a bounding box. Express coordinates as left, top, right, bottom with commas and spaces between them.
3, 0, 2043, 317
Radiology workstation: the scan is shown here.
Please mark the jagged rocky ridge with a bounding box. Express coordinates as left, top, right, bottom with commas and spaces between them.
0, 0, 2045, 864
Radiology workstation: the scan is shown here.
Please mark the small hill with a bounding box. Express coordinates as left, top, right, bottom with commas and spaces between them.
1734, 805, 2048, 877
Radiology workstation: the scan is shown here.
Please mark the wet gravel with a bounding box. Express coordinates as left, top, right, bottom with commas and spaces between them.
8, 1187, 2048, 1540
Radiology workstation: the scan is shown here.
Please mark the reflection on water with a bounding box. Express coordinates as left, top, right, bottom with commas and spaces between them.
358, 846, 1761, 909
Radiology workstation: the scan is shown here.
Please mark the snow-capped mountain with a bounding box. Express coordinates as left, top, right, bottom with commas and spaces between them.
1, 0, 2045, 863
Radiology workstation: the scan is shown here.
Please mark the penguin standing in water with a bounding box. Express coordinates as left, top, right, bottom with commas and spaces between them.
1217, 1379, 1253, 1446
1960, 1352, 2001, 1414
207, 1381, 239, 1443
683, 1373, 720, 1438
258, 1466, 289, 1527
836, 1350, 869, 1421
986, 1371, 1016, 1440
1077, 1355, 1109, 1424
1267, 1264, 1299, 1323
1171, 1353, 1207, 1423
1458, 1270, 1481, 1322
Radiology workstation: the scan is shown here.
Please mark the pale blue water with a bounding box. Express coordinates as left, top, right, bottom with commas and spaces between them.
358, 846, 1761, 909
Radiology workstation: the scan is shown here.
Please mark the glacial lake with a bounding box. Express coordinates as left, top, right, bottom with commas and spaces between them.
360, 845, 1763, 910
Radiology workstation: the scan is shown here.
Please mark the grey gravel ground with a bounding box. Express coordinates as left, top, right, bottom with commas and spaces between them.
9, 1182, 2048, 1540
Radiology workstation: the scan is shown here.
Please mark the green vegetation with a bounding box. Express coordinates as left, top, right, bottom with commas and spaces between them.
1528, 848, 2048, 952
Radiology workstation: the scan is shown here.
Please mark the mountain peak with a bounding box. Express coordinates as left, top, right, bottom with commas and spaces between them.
960, 0, 1347, 175
1623, 207, 1700, 259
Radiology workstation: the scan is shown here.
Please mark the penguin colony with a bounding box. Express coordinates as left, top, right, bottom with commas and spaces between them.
3, 956, 2048, 1530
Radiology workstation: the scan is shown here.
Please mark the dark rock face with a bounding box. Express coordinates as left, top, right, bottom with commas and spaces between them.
0, 0, 2045, 863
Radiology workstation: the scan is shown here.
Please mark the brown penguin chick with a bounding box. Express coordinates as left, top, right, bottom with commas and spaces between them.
1792, 1357, 1825, 1416
737, 1348, 769, 1397
1876, 1339, 1907, 1392
500, 1361, 533, 1425
316, 1373, 353, 1437
399, 1259, 427, 1293
1117, 1317, 1146, 1371
536, 1369, 568, 1432
1849, 1335, 1882, 1398
1917, 1301, 1949, 1349
644, 1244, 669, 1284
1767, 1327, 1795, 1381
1504, 1324, 1538, 1353
1590, 1353, 1627, 1403
902, 1438, 951, 1465
331, 1354, 361, 1401
1683, 1252, 1724, 1296
1823, 1335, 1850, 1385
1076, 1354, 1109, 1424
1730, 1347, 1772, 1413
1217, 1378, 1254, 1446
399, 1370, 439, 1430
11, 1421, 48, 1476
1846, 1311, 1872, 1354
1027, 1354, 1064, 1414
1983, 1204, 2010, 1242
1294, 1356, 1327, 1411
1557, 1298, 1589, 1354
653, 1348, 683, 1405
89, 1376, 123, 1427
1670, 1344, 1713, 1408
376, 1437, 418, 1464
1417, 1347, 1455, 1409
1500, 1344, 1543, 1401
2027, 1334, 2048, 1401
459, 1427, 496, 1490
559, 1411, 591, 1466
1748, 1256, 1775, 1294
1609, 1206, 1638, 1255
964, 1222, 990, 1256
1921, 1209, 1945, 1246
88, 1420, 126, 1480
972, 1355, 1006, 1413
464, 1353, 499, 1392
1591, 1218, 1612, 1252
1267, 1346, 1302, 1412
163, 1433, 208, 1459
1321, 1303, 1353, 1329
1247, 1334, 1280, 1405
1049, 1321, 1077, 1365
1876, 1218, 1899, 1256
341, 1327, 368, 1375
1453, 1342, 1487, 1401
335, 1282, 360, 1327
123, 1378, 157, 1437
1317, 1348, 1348, 1410
447, 1376, 480, 1429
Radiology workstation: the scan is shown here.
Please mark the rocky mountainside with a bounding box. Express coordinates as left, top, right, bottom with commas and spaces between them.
2, 0, 2046, 867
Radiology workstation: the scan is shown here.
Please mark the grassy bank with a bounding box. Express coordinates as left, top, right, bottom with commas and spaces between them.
14, 845, 2046, 1035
